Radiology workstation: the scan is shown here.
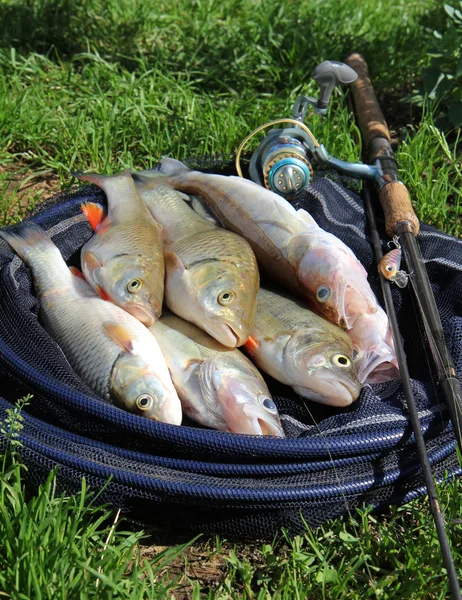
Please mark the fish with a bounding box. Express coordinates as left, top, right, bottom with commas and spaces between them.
136, 159, 399, 380
149, 312, 284, 436
135, 158, 380, 331
378, 237, 409, 288
132, 179, 260, 348
75, 170, 165, 326
0, 223, 182, 424
347, 309, 400, 384
244, 288, 361, 406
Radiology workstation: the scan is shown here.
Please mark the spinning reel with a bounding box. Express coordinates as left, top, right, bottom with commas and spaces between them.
236, 60, 378, 197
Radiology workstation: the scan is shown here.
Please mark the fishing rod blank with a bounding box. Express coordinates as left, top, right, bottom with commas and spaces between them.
345, 52, 462, 453
363, 184, 461, 600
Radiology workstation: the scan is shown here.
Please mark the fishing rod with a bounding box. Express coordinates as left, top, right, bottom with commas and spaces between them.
344, 53, 462, 451
344, 52, 462, 599
234, 55, 462, 595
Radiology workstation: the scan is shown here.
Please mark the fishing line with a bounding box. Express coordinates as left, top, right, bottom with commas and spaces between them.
298, 395, 377, 586
399, 244, 462, 452
363, 183, 461, 600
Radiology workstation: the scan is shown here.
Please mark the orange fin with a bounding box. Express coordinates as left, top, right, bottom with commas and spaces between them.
245, 335, 260, 354
96, 284, 111, 302
103, 323, 135, 352
69, 266, 85, 280
81, 202, 107, 231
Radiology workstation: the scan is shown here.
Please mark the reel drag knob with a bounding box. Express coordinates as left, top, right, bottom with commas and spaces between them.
268, 157, 311, 195
262, 137, 313, 197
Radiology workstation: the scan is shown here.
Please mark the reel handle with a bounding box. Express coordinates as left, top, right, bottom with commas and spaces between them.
311, 60, 358, 112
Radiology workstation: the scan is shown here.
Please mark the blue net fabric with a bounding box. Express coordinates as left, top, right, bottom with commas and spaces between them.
0, 161, 461, 539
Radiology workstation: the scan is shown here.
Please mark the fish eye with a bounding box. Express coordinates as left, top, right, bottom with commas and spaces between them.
136, 394, 153, 410
259, 395, 278, 413
352, 348, 362, 360
218, 290, 235, 305
127, 278, 143, 293
316, 285, 331, 303
386, 265, 394, 272
333, 354, 351, 368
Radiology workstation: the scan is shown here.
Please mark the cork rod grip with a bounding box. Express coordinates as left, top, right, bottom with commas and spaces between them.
379, 182, 420, 237
345, 53, 420, 236
344, 53, 391, 147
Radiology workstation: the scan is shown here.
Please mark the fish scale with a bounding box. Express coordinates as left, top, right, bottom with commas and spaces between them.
150, 314, 284, 436
0, 223, 182, 424
88, 220, 162, 262
171, 229, 258, 272
78, 171, 165, 326
253, 288, 353, 345
41, 288, 124, 399
137, 184, 215, 243
246, 288, 360, 407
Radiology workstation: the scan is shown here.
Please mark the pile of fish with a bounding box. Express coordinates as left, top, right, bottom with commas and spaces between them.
0, 159, 400, 437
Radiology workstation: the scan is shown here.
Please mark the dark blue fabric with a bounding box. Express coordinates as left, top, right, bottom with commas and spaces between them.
0, 166, 460, 538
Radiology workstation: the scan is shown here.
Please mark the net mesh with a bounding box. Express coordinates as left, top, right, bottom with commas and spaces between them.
0, 157, 460, 539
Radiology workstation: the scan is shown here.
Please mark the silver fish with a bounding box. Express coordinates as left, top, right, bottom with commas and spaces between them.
244, 288, 361, 406
132, 179, 260, 348
135, 158, 399, 381
0, 223, 182, 424
149, 313, 284, 436
347, 310, 400, 384
76, 170, 165, 326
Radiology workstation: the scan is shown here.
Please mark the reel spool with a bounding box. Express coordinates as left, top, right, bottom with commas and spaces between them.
236, 60, 370, 198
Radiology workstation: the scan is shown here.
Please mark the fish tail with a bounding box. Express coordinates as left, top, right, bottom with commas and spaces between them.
0, 223, 55, 263
72, 170, 132, 189
132, 172, 172, 192
158, 157, 191, 175
133, 158, 191, 189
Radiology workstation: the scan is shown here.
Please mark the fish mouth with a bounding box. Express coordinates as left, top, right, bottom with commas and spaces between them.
355, 349, 399, 384
363, 361, 400, 384
126, 304, 159, 327
210, 324, 243, 348
293, 378, 359, 407
256, 417, 285, 437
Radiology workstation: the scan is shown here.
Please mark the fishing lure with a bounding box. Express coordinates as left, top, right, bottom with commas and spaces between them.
378, 236, 409, 288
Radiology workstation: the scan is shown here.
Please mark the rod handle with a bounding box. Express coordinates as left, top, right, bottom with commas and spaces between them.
379, 182, 420, 236
345, 53, 420, 236
344, 53, 391, 147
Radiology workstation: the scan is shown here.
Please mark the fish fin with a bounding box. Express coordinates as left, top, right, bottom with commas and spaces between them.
244, 335, 260, 354
190, 195, 221, 225
76, 171, 138, 216
82, 250, 103, 272
165, 251, 186, 274
69, 266, 85, 280
81, 202, 107, 231
103, 323, 136, 353
296, 208, 318, 227
132, 172, 171, 190
158, 157, 191, 175
184, 358, 204, 372
95, 284, 111, 301
197, 356, 223, 415
74, 170, 131, 188
0, 223, 54, 262
176, 191, 191, 202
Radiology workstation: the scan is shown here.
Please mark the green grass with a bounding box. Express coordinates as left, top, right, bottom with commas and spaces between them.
0, 398, 194, 599
1, 0, 462, 597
